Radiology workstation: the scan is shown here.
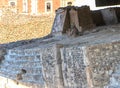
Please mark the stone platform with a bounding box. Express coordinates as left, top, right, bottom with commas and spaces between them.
0, 24, 120, 88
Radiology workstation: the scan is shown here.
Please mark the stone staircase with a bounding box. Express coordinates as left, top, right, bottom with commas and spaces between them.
0, 49, 45, 86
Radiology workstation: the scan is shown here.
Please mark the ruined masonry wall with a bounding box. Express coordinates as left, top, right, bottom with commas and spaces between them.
61, 46, 87, 88
86, 42, 120, 88
0, 42, 120, 88
0, 45, 63, 88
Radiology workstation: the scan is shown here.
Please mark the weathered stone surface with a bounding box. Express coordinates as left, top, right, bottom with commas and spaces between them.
61, 45, 87, 88
52, 8, 67, 36
101, 8, 118, 25
69, 8, 82, 32
52, 6, 95, 37
41, 46, 61, 88
85, 42, 120, 88
78, 6, 95, 31
0, 48, 45, 87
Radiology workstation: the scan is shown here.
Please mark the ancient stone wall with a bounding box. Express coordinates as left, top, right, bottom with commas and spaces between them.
52, 6, 120, 37
85, 42, 120, 88
61, 45, 87, 88
0, 41, 120, 88
91, 10, 105, 26
0, 45, 63, 88
77, 6, 95, 31
101, 8, 118, 25
40, 46, 63, 88
91, 7, 120, 27
52, 6, 95, 37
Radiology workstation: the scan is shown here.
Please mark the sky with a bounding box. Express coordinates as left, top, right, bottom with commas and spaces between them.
75, 0, 120, 10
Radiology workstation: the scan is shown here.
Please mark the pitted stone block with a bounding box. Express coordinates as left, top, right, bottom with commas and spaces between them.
61, 45, 87, 88
86, 42, 120, 87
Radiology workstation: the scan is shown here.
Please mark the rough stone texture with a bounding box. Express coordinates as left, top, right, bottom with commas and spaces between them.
41, 46, 61, 88
0, 35, 120, 88
78, 6, 95, 31
91, 10, 105, 26
0, 45, 64, 88
52, 8, 67, 36
101, 8, 118, 25
69, 8, 82, 32
61, 45, 87, 88
0, 49, 45, 88
52, 6, 95, 36
85, 42, 120, 88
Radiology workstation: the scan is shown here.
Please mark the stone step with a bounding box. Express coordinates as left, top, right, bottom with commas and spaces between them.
0, 70, 45, 85
7, 49, 25, 56
0, 70, 17, 79
22, 74, 44, 84
0, 67, 44, 82
4, 55, 41, 62
0, 64, 42, 74
0, 63, 42, 71
0, 68, 19, 75
2, 60, 42, 65
7, 48, 41, 56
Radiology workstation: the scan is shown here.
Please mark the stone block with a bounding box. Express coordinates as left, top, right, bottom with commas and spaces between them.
52, 8, 67, 36
85, 42, 120, 87
61, 45, 87, 88
91, 10, 105, 26
41, 46, 61, 88
9, 50, 25, 56
78, 6, 95, 31
101, 8, 118, 25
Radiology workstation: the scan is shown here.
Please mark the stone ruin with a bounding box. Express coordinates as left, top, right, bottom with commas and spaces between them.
52, 6, 95, 37
0, 6, 120, 88
52, 6, 120, 37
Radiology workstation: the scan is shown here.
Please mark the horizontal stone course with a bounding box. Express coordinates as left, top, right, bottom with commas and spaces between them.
8, 48, 42, 56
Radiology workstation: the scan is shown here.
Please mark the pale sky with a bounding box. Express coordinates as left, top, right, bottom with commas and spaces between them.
75, 0, 120, 10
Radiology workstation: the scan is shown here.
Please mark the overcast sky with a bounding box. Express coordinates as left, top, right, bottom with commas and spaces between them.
75, 0, 120, 10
